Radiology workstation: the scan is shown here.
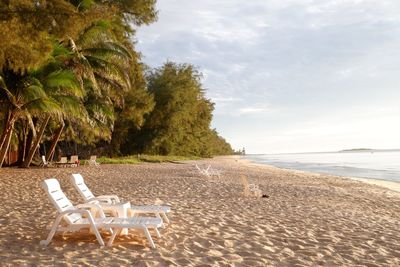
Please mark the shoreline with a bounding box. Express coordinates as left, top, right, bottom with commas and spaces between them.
235, 155, 400, 194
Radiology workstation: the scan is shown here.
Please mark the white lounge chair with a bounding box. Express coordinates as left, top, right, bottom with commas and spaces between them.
55, 157, 68, 167
208, 165, 221, 178
40, 178, 163, 248
88, 155, 100, 166
70, 174, 171, 225
68, 155, 79, 167
195, 163, 208, 176
195, 163, 221, 178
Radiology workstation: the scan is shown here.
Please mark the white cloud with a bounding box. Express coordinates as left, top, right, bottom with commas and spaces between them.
237, 107, 271, 115
137, 0, 400, 153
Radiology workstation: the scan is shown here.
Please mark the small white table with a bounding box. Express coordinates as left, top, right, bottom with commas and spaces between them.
102, 202, 131, 235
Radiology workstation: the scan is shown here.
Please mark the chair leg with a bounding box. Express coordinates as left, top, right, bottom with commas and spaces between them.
154, 227, 161, 238
87, 215, 105, 246
107, 228, 121, 246
40, 214, 63, 246
155, 213, 165, 228
161, 212, 170, 224
90, 225, 105, 246
142, 226, 156, 248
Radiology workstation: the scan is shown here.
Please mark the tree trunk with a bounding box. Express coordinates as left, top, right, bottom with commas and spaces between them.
16, 120, 30, 165
21, 115, 51, 168
0, 111, 12, 153
46, 123, 64, 162
21, 125, 28, 163
0, 124, 14, 167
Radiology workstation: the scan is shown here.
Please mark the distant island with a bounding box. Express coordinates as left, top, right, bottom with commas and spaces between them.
339, 148, 400, 153
339, 148, 373, 152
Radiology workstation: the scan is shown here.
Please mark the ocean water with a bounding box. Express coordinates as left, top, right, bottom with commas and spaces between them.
245, 151, 400, 182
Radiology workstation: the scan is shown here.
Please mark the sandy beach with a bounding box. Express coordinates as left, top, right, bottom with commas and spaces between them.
1, 156, 400, 266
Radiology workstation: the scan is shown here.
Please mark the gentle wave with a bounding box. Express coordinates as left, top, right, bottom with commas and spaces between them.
245, 151, 400, 182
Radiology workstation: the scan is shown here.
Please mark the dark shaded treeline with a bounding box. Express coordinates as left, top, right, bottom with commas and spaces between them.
0, 0, 232, 167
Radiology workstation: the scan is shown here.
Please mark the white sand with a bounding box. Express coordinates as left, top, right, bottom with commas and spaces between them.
0, 156, 400, 266
350, 177, 400, 193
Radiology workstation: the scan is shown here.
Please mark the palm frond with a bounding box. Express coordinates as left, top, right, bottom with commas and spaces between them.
0, 79, 17, 106
22, 81, 48, 104
86, 56, 130, 87
82, 42, 132, 61
77, 22, 112, 48
77, 0, 96, 11
52, 42, 72, 56
22, 98, 62, 116
94, 73, 126, 93
44, 70, 84, 97
86, 102, 115, 125
54, 95, 87, 118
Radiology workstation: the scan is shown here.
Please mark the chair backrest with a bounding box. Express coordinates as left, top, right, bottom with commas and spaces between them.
90, 155, 97, 161
70, 155, 78, 163
195, 164, 202, 171
70, 173, 95, 201
240, 175, 250, 196
240, 175, 250, 187
60, 157, 67, 163
42, 179, 82, 224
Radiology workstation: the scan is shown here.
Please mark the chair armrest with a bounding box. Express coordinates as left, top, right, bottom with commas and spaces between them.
210, 169, 220, 174
249, 183, 259, 190
96, 195, 120, 204
86, 197, 112, 205
76, 203, 106, 218
59, 208, 91, 216
57, 208, 95, 222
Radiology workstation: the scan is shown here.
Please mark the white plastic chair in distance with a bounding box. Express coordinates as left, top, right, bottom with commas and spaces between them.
41, 155, 50, 167
195, 164, 221, 178
40, 178, 163, 248
195, 163, 208, 176
70, 174, 171, 225
241, 175, 262, 197
55, 157, 68, 168
68, 155, 79, 167
207, 165, 221, 178
88, 155, 100, 166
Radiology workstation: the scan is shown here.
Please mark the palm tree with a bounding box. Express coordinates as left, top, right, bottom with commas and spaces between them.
56, 21, 133, 146
20, 69, 83, 167
0, 21, 134, 167
0, 71, 60, 167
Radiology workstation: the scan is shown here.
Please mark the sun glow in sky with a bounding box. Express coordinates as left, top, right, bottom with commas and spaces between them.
137, 0, 400, 153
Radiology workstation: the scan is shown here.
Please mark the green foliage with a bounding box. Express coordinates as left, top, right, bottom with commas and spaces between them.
0, 0, 158, 166
0, 0, 115, 72
0, 0, 157, 72
109, 61, 154, 156
0, 0, 233, 166
126, 62, 233, 157
94, 154, 198, 164
105, 0, 158, 26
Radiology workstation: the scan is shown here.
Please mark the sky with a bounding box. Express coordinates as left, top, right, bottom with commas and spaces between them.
136, 0, 400, 154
